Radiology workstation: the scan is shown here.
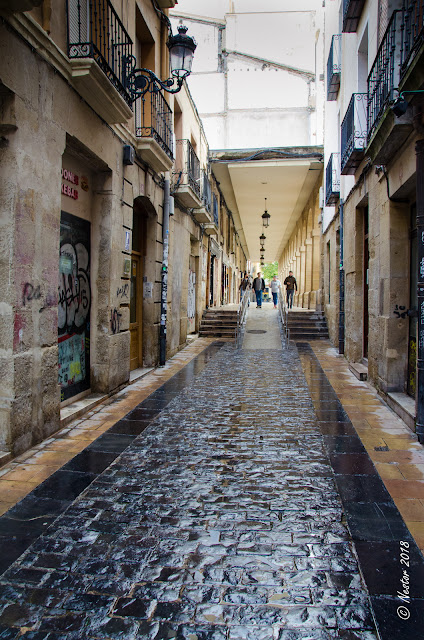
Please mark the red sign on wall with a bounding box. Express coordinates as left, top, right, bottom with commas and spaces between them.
62, 168, 79, 200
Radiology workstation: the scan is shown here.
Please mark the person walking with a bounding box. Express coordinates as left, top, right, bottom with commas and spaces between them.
284, 270, 297, 309
252, 271, 265, 308
270, 275, 281, 309
239, 274, 250, 305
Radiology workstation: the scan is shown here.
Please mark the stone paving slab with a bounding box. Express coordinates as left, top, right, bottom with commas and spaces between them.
0, 339, 218, 517
1, 308, 424, 638
309, 341, 424, 554
0, 344, 380, 639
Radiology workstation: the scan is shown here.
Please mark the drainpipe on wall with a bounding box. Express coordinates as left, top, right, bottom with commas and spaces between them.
339, 200, 345, 355
416, 140, 424, 443
159, 174, 170, 366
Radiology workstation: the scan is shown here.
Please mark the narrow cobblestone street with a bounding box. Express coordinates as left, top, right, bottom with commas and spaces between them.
0, 307, 423, 639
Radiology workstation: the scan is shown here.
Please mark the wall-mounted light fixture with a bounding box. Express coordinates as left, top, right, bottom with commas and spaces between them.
261, 198, 270, 228
126, 25, 197, 100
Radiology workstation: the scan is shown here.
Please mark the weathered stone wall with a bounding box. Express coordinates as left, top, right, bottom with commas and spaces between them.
333, 133, 418, 394
0, 21, 164, 453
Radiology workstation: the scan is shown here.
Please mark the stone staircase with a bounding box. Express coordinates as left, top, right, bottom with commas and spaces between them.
287, 309, 329, 340
199, 308, 238, 339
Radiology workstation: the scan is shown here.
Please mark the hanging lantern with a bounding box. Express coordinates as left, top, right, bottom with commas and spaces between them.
261, 198, 270, 228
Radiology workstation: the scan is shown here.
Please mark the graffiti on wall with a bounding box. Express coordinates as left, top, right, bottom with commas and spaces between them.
58, 332, 87, 386
58, 242, 91, 332
393, 305, 407, 319
22, 283, 42, 306
110, 308, 122, 334
58, 212, 91, 402
117, 283, 129, 300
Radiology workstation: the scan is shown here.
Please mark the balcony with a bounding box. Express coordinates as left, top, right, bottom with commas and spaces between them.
327, 35, 342, 101
342, 0, 366, 33
172, 140, 202, 208
156, 0, 177, 7
2, 0, 42, 9
341, 93, 367, 175
67, 0, 133, 124
367, 12, 400, 143
204, 194, 219, 235
325, 153, 340, 205
135, 90, 174, 172
400, 0, 424, 86
366, 10, 413, 163
213, 194, 219, 226
193, 171, 213, 224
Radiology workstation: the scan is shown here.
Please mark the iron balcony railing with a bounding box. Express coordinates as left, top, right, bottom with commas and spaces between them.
173, 139, 200, 196
325, 153, 340, 205
367, 11, 401, 142
400, 0, 424, 77
343, 0, 366, 32
341, 93, 367, 174
201, 170, 212, 213
213, 194, 219, 226
67, 0, 133, 106
135, 90, 173, 159
327, 35, 342, 100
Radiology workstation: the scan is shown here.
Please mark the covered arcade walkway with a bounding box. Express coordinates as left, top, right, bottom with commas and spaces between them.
0, 308, 423, 638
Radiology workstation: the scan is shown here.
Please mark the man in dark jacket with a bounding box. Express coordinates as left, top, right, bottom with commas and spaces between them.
283, 271, 297, 309
252, 272, 265, 308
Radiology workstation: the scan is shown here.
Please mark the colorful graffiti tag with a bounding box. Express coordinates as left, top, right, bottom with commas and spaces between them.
58, 212, 91, 401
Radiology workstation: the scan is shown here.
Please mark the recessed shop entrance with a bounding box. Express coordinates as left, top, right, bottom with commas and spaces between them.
130, 200, 147, 371
408, 204, 417, 397
363, 206, 369, 360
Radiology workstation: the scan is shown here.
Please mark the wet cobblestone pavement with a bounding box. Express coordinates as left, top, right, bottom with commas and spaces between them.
0, 329, 424, 638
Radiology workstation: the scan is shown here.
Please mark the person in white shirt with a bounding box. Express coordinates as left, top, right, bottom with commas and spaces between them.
270, 275, 281, 309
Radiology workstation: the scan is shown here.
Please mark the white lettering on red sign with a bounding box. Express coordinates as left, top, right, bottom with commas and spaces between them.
61, 168, 79, 185
61, 183, 78, 200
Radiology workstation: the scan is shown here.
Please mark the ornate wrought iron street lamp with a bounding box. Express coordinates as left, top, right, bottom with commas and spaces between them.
126, 25, 197, 100
261, 198, 270, 228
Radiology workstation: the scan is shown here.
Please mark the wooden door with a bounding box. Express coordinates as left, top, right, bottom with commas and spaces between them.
408, 204, 417, 397
363, 207, 369, 359
129, 255, 142, 370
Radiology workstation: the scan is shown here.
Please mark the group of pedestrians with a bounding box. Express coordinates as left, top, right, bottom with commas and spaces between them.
240, 271, 298, 309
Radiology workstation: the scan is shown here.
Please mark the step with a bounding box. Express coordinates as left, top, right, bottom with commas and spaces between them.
0, 451, 11, 469
200, 324, 237, 330
202, 313, 238, 320
348, 362, 368, 381
199, 330, 236, 338
288, 314, 325, 321
290, 329, 329, 335
287, 321, 328, 327
290, 332, 329, 340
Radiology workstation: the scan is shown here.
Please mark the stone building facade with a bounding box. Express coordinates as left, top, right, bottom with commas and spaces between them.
322, 0, 424, 436
0, 0, 246, 457
277, 173, 323, 310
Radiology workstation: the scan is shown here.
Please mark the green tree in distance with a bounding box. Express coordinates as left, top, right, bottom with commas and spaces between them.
261, 261, 278, 281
